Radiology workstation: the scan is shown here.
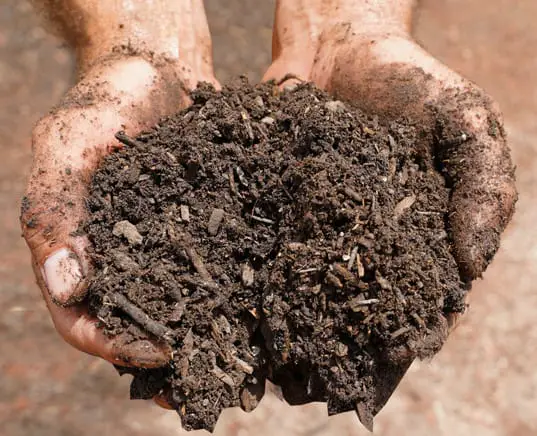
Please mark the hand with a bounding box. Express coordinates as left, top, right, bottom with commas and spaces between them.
263, 0, 516, 416
265, 0, 516, 289
21, 0, 217, 368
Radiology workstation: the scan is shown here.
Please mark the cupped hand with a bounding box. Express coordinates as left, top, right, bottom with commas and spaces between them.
21, 47, 217, 367
265, 0, 516, 292
263, 0, 516, 420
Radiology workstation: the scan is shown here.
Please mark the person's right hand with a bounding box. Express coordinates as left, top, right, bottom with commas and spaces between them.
21, 0, 217, 368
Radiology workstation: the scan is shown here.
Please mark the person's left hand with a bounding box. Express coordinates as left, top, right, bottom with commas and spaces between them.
264, 0, 516, 418
265, 0, 516, 309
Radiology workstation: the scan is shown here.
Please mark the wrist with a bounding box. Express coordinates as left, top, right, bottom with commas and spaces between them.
34, 0, 194, 74
271, 0, 415, 78
75, 21, 182, 74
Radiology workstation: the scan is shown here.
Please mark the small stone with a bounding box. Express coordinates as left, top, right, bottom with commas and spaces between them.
324, 100, 346, 113
180, 205, 190, 222
242, 263, 255, 287
254, 96, 265, 107
261, 116, 275, 125
112, 220, 143, 246
207, 208, 225, 235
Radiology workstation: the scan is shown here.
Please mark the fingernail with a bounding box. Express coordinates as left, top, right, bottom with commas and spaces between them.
42, 248, 85, 306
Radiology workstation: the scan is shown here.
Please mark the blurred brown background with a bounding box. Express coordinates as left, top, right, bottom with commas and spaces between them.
1, 1, 536, 435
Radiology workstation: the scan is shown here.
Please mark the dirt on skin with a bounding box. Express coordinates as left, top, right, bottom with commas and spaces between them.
84, 78, 468, 432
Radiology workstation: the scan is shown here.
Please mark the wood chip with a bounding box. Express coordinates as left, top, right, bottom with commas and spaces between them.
240, 387, 258, 412
390, 326, 412, 339
335, 342, 348, 357
325, 272, 343, 288
375, 271, 392, 290
287, 242, 306, 251
169, 299, 188, 322
241, 111, 254, 140
241, 263, 255, 287
393, 195, 416, 219
324, 100, 346, 113
178, 329, 194, 377
234, 357, 254, 374
349, 297, 380, 311
212, 366, 235, 387
207, 208, 225, 235
112, 250, 139, 271
180, 205, 190, 222
332, 263, 358, 284
228, 167, 238, 196
178, 274, 218, 291
261, 116, 275, 125
184, 246, 215, 286
356, 254, 365, 277
348, 246, 359, 270
411, 313, 426, 329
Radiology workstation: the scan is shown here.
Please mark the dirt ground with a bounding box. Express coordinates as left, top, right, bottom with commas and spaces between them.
0, 1, 535, 435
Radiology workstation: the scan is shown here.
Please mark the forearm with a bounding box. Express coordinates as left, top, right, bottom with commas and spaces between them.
31, 0, 201, 72
273, 0, 416, 58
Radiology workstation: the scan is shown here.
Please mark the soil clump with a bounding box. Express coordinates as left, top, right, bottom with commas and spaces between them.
85, 79, 467, 431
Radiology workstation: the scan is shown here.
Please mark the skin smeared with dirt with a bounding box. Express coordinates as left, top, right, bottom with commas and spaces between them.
82, 79, 488, 431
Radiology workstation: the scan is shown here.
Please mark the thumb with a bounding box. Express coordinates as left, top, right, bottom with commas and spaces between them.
21, 114, 101, 305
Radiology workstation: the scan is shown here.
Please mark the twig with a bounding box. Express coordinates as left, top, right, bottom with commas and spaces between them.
416, 210, 444, 215
297, 267, 319, 274
251, 215, 275, 225
348, 246, 359, 271
390, 326, 413, 339
185, 246, 215, 285
228, 167, 238, 196
178, 274, 218, 292
350, 298, 379, 307
109, 293, 175, 343
341, 187, 363, 203
241, 111, 254, 140
115, 131, 145, 148
439, 133, 470, 148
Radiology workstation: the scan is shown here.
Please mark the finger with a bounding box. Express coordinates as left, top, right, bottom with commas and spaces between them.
22, 110, 118, 305
434, 92, 516, 279
263, 58, 311, 89
32, 257, 172, 367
